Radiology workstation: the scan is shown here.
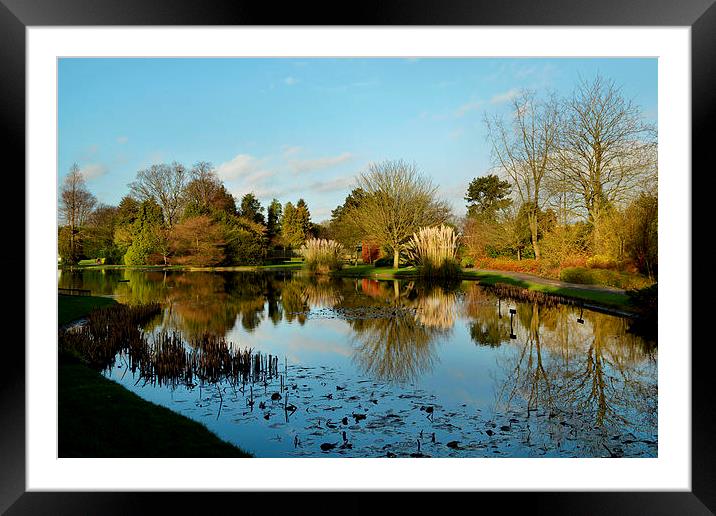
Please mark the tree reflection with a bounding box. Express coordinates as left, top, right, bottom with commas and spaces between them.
59, 269, 657, 439
493, 301, 657, 452
345, 281, 457, 384
462, 284, 511, 347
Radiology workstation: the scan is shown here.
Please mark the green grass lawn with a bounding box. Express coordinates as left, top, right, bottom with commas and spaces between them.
58, 294, 252, 457
58, 295, 117, 326
59, 355, 250, 457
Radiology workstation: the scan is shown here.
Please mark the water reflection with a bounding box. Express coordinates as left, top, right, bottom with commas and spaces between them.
489, 301, 657, 453
59, 268, 657, 457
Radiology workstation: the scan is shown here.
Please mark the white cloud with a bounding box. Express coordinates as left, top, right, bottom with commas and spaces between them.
490, 88, 520, 105
216, 153, 280, 203
79, 163, 108, 181
284, 76, 299, 86
116, 136, 129, 144
228, 184, 284, 202
215, 154, 266, 181
308, 176, 355, 193
289, 152, 353, 174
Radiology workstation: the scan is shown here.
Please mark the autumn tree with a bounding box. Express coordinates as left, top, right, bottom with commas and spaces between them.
350, 160, 451, 269
170, 215, 226, 266
129, 162, 189, 227
485, 91, 559, 260
59, 163, 97, 263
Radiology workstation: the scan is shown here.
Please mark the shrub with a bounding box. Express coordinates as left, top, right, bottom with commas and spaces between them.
560, 255, 588, 269
361, 242, 380, 264
461, 256, 475, 268
586, 254, 619, 270
560, 267, 654, 290
559, 267, 596, 285
473, 257, 557, 277
406, 225, 461, 279
300, 238, 343, 273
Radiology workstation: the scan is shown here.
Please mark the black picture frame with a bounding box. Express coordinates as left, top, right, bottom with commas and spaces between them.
2, 0, 710, 513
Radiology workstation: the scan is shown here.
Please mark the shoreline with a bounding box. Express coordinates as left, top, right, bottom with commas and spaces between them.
58, 296, 252, 457
60, 263, 639, 316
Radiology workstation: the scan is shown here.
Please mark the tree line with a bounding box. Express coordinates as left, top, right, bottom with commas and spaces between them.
59, 161, 316, 266
60, 74, 657, 279
321, 75, 657, 279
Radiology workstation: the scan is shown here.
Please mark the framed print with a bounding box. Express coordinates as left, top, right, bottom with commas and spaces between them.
2, 0, 711, 513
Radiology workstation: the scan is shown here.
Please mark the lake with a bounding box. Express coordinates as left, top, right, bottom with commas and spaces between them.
58, 269, 657, 458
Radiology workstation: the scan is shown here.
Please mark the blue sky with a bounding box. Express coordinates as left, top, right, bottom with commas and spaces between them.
58, 58, 657, 220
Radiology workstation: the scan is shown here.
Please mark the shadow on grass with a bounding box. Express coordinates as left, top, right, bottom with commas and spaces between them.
59, 354, 251, 457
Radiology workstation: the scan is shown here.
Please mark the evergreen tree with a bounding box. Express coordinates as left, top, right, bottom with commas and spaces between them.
267, 198, 283, 241
239, 193, 265, 225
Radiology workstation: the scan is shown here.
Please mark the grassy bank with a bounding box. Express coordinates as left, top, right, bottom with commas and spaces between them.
460, 269, 631, 310
58, 295, 251, 457
58, 295, 117, 326
61, 262, 633, 311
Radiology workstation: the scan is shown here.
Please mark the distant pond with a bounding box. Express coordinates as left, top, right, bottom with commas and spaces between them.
58, 269, 657, 458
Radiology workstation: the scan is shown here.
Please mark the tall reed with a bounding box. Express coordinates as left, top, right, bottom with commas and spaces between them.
406, 225, 461, 279
59, 303, 282, 388
300, 238, 344, 273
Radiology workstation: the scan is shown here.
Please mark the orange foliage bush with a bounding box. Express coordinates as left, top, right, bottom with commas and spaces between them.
472, 257, 559, 278
361, 241, 380, 264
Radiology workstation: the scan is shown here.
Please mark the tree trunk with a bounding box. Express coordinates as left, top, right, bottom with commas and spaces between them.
532, 234, 541, 260
393, 247, 400, 269
529, 213, 541, 260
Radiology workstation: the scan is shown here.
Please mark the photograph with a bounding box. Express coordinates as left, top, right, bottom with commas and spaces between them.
56, 56, 659, 459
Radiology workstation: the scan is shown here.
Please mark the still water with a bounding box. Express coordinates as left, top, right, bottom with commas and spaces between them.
58, 269, 657, 458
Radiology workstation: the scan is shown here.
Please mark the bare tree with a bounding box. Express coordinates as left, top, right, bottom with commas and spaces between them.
350, 160, 451, 269
185, 161, 220, 208
485, 91, 559, 260
129, 162, 189, 227
557, 75, 657, 224
59, 163, 97, 262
